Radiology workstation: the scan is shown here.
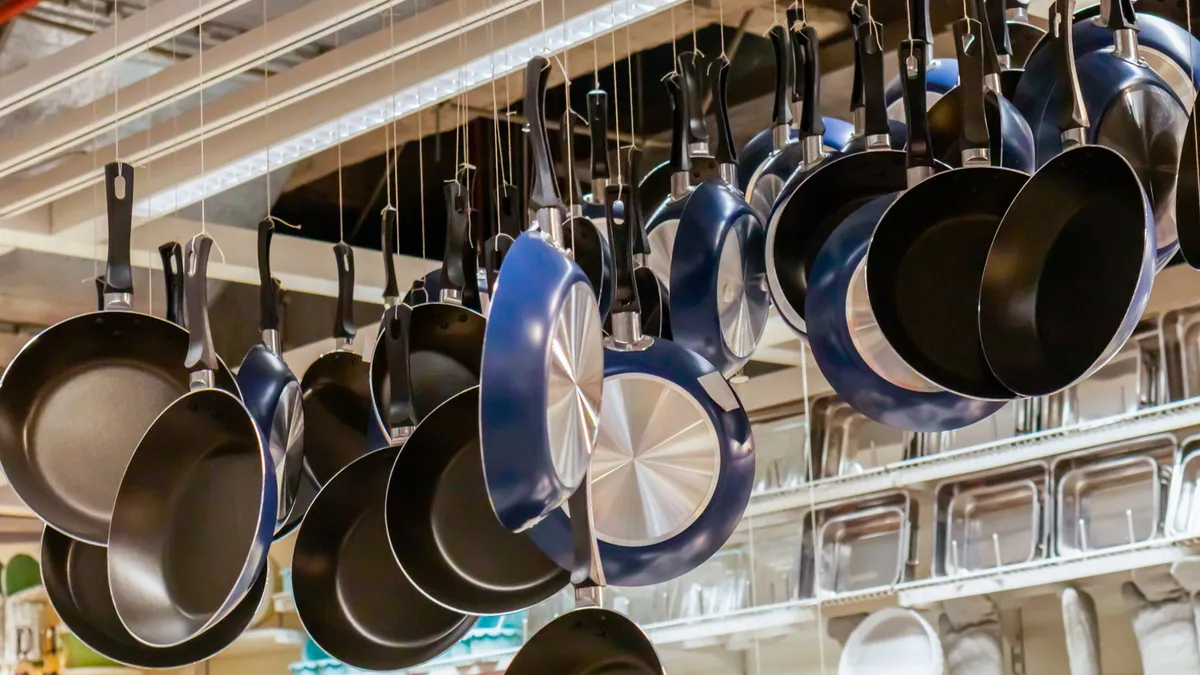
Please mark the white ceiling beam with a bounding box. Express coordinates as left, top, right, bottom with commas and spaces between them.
0, 0, 546, 221
0, 0, 255, 117
0, 0, 533, 183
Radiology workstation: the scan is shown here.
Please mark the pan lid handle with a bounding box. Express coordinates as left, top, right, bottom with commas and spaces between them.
677, 53, 708, 151
665, 73, 692, 177
588, 90, 610, 188
606, 183, 640, 323
525, 56, 563, 214
798, 25, 826, 143
898, 39, 935, 182
858, 19, 891, 141
159, 241, 185, 328
383, 304, 417, 433
441, 179, 470, 300
954, 19, 991, 162
381, 207, 401, 308
103, 162, 135, 301
567, 470, 605, 598
257, 218, 283, 333
849, 3, 869, 117
332, 242, 357, 343
767, 25, 792, 130
712, 55, 737, 168
628, 147, 652, 257
1051, 0, 1089, 138
183, 233, 219, 374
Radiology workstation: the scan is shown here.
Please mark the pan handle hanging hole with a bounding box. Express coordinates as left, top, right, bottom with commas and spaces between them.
114, 174, 127, 200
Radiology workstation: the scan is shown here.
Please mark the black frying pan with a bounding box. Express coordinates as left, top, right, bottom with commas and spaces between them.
0, 163, 236, 546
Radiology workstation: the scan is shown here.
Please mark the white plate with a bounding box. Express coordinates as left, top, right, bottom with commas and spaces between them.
839, 607, 944, 675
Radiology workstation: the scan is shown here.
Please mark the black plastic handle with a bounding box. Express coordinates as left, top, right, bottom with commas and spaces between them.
712, 56, 737, 165
677, 53, 708, 146
183, 234, 218, 372
561, 110, 586, 205
441, 180, 468, 294
383, 304, 417, 430
103, 162, 135, 296
799, 25, 825, 139
899, 40, 934, 169
849, 2, 868, 114
987, 0, 1012, 58
1099, 0, 1138, 31
606, 183, 638, 317
525, 56, 562, 211
787, 8, 805, 106
859, 20, 890, 138
256, 219, 281, 332
1052, 0, 1089, 133
567, 468, 604, 590
332, 242, 357, 341
587, 90, 610, 182
498, 182, 522, 237
908, 0, 934, 43
974, 0, 1003, 77
954, 19, 990, 154
665, 74, 691, 175
628, 147, 651, 257
159, 241, 184, 327
484, 233, 513, 295
768, 25, 792, 126
94, 277, 105, 312
381, 207, 400, 301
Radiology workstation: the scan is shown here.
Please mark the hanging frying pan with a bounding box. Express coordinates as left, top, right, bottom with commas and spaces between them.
293, 306, 475, 670
41, 526, 267, 668
805, 38, 1005, 431
300, 243, 372, 485
158, 241, 184, 326
528, 181, 753, 586
841, 3, 907, 154
1013, 0, 1188, 269
736, 25, 793, 193
764, 18, 901, 339
988, 0, 1030, 95
668, 55, 769, 377
883, 0, 960, 118
237, 218, 304, 536
560, 108, 613, 320
864, 17, 1028, 400
480, 55, 605, 533
371, 181, 484, 436
926, 0, 1035, 172
979, 0, 1155, 397
108, 233, 273, 647
0, 163, 236, 546
507, 474, 664, 675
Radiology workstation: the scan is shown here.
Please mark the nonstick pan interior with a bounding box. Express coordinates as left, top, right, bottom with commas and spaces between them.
302, 350, 372, 484
506, 607, 663, 675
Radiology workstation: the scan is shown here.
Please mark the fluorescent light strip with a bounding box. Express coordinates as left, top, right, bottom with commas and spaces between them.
135, 0, 679, 219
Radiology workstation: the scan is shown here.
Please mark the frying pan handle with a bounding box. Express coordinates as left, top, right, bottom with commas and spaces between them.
974, 0, 1004, 78
987, 0, 1012, 58
381, 207, 400, 303
849, 3, 868, 114
677, 53, 708, 147
666, 74, 691, 175
628, 147, 651, 257
441, 180, 468, 294
383, 304, 417, 430
767, 25, 792, 127
798, 25, 825, 140
159, 241, 185, 328
103, 162, 135, 297
898, 40, 935, 172
587, 90, 609, 183
859, 20, 890, 139
954, 19, 991, 156
498, 182, 522, 237
907, 0, 934, 45
1099, 0, 1138, 32
1051, 0, 1089, 134
183, 234, 218, 372
524, 56, 562, 212
561, 110, 586, 206
333, 242, 357, 342
484, 233, 513, 296
606, 183, 639, 317
712, 56, 737, 165
257, 219, 282, 332
787, 8, 805, 107
93, 276, 106, 312
567, 471, 605, 591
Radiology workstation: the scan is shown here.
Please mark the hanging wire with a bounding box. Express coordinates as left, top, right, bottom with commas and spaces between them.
624, 10, 636, 152
610, 1, 622, 185
798, 340, 829, 675
335, 26, 345, 245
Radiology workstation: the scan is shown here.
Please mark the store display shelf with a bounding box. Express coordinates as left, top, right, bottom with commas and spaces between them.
745, 399, 1200, 521
218, 627, 307, 659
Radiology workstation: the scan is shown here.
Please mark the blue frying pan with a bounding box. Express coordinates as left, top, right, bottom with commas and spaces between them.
528, 181, 753, 587
806, 38, 1005, 432
480, 56, 606, 533
237, 218, 304, 537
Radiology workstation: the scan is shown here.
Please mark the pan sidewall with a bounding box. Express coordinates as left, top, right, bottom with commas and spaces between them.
238, 345, 303, 533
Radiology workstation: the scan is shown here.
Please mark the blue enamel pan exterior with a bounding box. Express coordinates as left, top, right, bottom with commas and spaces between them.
527, 339, 754, 587
480, 232, 601, 533
884, 58, 959, 117
806, 195, 1006, 431
671, 181, 769, 377
736, 121, 855, 194
237, 345, 301, 537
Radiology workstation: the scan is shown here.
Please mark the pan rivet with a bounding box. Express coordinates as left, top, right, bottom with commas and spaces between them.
458, 314, 468, 323
441, 322, 450, 329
